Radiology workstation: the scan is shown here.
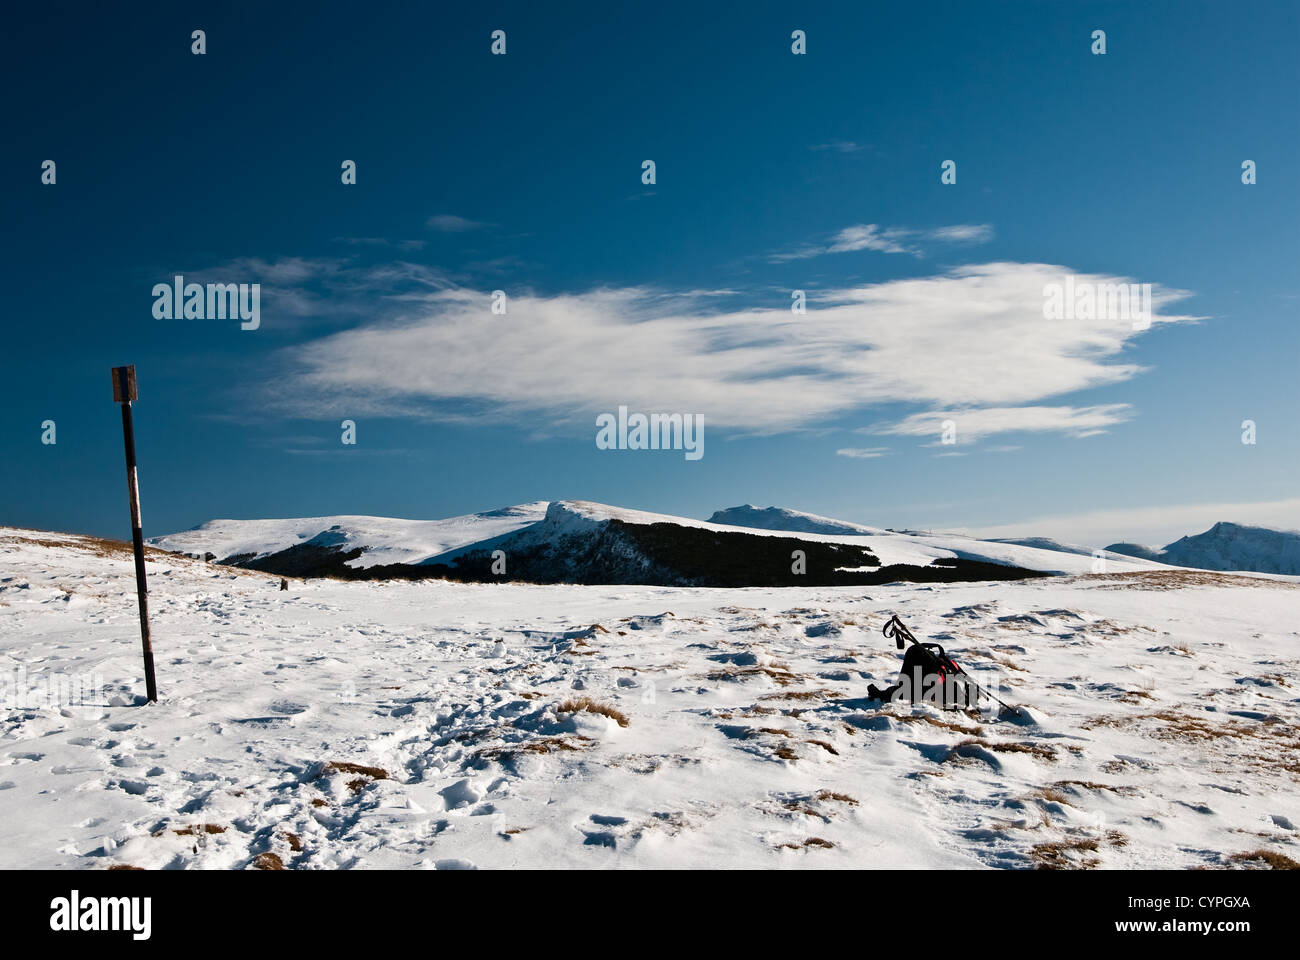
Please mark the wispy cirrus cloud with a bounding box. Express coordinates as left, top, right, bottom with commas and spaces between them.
426, 213, 492, 232
265, 261, 1197, 439
334, 236, 428, 251
769, 222, 995, 262
836, 447, 890, 459
928, 223, 994, 244
868, 404, 1136, 444
178, 256, 453, 330
809, 139, 865, 153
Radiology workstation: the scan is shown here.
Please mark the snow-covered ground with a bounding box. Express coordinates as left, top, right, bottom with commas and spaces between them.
2, 526, 1297, 870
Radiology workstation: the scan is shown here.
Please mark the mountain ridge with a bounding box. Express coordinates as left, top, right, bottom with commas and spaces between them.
149, 499, 1175, 585
1105, 521, 1300, 575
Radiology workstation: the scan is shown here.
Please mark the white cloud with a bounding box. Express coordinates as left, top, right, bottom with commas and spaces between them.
271, 262, 1197, 433
770, 222, 994, 261
828, 224, 915, 255
427, 214, 491, 232
810, 140, 865, 153
929, 224, 994, 244
870, 404, 1135, 443
836, 447, 890, 459
223, 256, 345, 284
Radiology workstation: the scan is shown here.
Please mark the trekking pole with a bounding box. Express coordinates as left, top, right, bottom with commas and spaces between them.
881, 615, 1021, 715
948, 657, 1018, 714
882, 614, 917, 649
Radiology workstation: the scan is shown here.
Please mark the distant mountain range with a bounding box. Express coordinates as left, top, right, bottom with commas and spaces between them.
151, 503, 1300, 583
715, 506, 1300, 576
1105, 521, 1300, 575
150, 500, 1176, 586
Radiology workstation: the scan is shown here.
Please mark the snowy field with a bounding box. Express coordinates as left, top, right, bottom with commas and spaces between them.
1, 527, 1298, 870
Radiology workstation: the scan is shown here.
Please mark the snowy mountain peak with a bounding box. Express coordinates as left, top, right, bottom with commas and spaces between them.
1106, 521, 1300, 575
148, 502, 550, 569
707, 504, 881, 536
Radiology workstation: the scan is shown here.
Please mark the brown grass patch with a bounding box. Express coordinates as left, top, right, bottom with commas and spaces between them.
320, 761, 389, 780
1090, 711, 1300, 778
704, 663, 804, 685
757, 688, 837, 702
1089, 709, 1259, 743
782, 802, 824, 819
950, 738, 1057, 762
479, 735, 594, 761
165, 823, 226, 837
1230, 849, 1300, 870
1030, 837, 1101, 869
816, 790, 858, 805
778, 837, 835, 850
1084, 570, 1296, 591
557, 696, 629, 727
1052, 779, 1140, 797
1116, 690, 1157, 704
314, 760, 389, 794
970, 650, 1027, 672
1034, 787, 1071, 805
253, 852, 285, 870
806, 739, 839, 755
106, 864, 145, 871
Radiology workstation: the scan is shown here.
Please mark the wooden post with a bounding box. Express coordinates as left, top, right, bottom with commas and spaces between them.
112, 365, 158, 703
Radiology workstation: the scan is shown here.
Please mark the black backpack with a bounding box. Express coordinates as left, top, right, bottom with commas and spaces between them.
872, 617, 979, 709
898, 641, 976, 709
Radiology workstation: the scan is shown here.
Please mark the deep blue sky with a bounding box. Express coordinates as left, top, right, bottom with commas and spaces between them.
4, 1, 1298, 547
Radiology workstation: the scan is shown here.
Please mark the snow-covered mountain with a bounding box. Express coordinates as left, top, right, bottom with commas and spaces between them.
715, 504, 1300, 576
151, 500, 1170, 585
711, 506, 1114, 560
707, 504, 882, 536
150, 502, 549, 570
983, 537, 1098, 558
1106, 521, 1300, 575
